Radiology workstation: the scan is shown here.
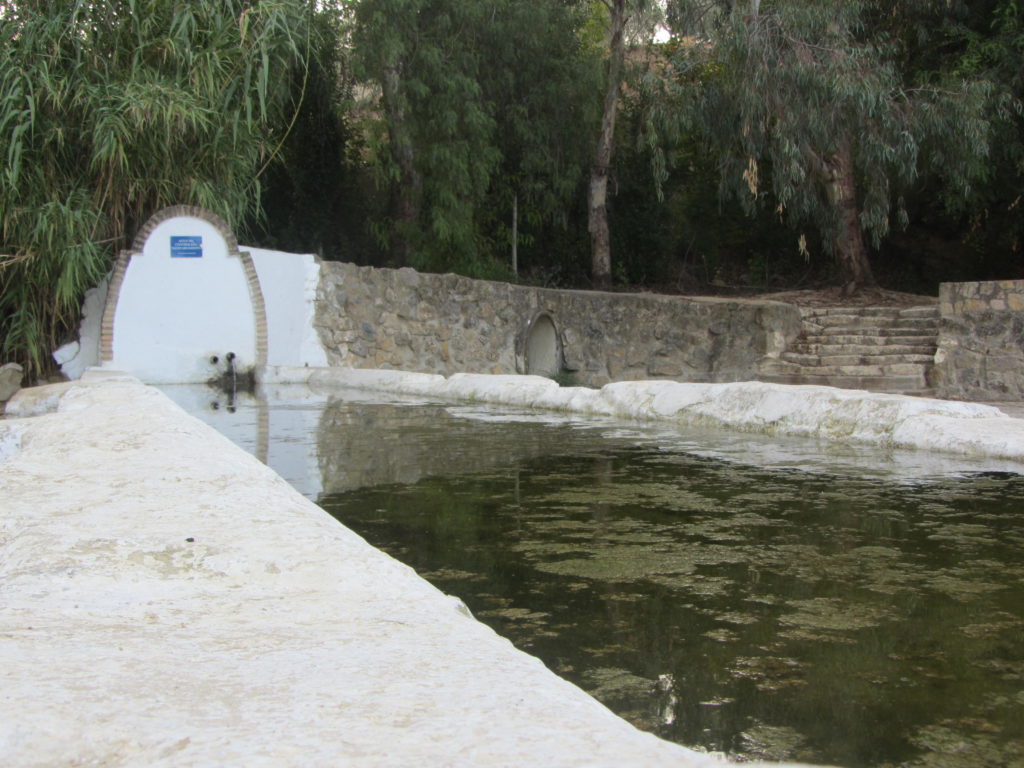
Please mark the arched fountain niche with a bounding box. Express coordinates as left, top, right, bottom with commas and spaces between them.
102, 206, 267, 384
524, 313, 563, 378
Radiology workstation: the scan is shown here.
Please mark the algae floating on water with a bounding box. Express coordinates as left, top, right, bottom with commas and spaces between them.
179, 390, 1024, 768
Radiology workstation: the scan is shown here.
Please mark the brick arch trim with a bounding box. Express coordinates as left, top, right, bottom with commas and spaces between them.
100, 205, 268, 367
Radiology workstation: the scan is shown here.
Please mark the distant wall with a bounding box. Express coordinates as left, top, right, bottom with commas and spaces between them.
933, 280, 1024, 400
314, 263, 802, 387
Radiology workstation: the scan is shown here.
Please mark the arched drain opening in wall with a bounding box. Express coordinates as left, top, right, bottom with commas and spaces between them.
525, 314, 561, 377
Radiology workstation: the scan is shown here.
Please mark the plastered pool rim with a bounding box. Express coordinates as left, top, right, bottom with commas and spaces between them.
0, 372, 825, 768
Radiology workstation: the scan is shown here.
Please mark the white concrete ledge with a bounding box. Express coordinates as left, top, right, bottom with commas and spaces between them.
0, 377, 822, 767
263, 366, 1024, 465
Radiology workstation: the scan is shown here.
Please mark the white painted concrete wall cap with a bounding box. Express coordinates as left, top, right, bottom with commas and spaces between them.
532, 384, 610, 414
441, 373, 560, 404
308, 366, 446, 394
55, 277, 107, 380
2, 381, 77, 417
0, 419, 27, 462
261, 367, 1024, 464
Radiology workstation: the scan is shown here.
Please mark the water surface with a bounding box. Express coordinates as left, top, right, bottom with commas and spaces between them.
172, 386, 1024, 767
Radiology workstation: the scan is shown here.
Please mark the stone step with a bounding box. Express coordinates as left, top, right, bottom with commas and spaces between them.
790, 342, 936, 357
781, 352, 936, 367
809, 327, 937, 340
768, 303, 939, 394
762, 358, 931, 376
799, 334, 938, 348
902, 388, 938, 398
801, 306, 903, 318
762, 358, 930, 375
806, 314, 938, 330
898, 306, 939, 319
800, 304, 937, 319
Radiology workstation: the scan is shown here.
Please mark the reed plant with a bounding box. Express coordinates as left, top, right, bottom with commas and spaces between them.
0, 0, 309, 379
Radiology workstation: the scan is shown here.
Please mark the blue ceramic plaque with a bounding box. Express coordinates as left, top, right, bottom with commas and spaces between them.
170, 235, 203, 258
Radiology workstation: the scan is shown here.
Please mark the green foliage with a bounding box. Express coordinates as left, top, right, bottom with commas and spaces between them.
949, 0, 1024, 272
656, 0, 1001, 278
612, 107, 804, 290
6, 0, 1020, 350
353, 0, 500, 270
475, 0, 602, 281
247, 1, 377, 263
352, 0, 601, 279
0, 0, 308, 378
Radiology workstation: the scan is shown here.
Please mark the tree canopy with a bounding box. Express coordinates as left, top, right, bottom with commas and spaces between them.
2, 0, 1023, 378
655, 0, 1005, 292
352, 0, 601, 278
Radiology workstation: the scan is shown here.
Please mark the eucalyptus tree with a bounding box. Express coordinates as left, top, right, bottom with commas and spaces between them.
660, 0, 998, 293
588, 0, 662, 288
0, 0, 310, 377
476, 0, 601, 279
352, 0, 500, 271
957, 0, 1024, 265
253, 0, 363, 262
352, 0, 601, 278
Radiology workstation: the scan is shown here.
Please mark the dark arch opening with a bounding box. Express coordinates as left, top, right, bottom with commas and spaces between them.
525, 314, 561, 377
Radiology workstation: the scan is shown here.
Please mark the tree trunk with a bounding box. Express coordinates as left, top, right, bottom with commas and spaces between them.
589, 0, 626, 291
830, 139, 875, 294
381, 63, 422, 267
511, 193, 518, 277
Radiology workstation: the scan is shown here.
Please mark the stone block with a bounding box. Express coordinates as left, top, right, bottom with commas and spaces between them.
0, 362, 24, 402
983, 355, 1024, 374
396, 303, 419, 321
316, 263, 808, 387
648, 359, 683, 377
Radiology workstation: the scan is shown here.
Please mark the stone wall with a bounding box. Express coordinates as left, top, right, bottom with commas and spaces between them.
933, 280, 1024, 400
314, 262, 803, 387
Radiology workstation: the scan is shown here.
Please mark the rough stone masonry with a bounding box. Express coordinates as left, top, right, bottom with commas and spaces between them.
314, 262, 804, 388
932, 279, 1024, 400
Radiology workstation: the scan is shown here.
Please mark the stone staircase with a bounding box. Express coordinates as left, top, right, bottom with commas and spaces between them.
758, 305, 939, 394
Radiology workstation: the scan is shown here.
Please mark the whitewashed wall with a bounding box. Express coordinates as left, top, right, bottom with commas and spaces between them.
111, 215, 257, 383
53, 277, 107, 380
57, 209, 326, 383
248, 247, 327, 368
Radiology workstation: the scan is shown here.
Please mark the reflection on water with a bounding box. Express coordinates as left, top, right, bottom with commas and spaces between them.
170, 385, 1024, 768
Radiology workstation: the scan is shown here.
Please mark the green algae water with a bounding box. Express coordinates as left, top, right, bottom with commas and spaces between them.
172, 388, 1024, 767
319, 451, 1024, 767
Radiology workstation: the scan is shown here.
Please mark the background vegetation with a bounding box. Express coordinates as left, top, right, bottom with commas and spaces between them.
2, 0, 1022, 378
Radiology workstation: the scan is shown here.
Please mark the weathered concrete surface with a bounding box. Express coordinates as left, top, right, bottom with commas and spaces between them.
264, 366, 1024, 464
0, 376, 820, 767
315, 262, 802, 387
